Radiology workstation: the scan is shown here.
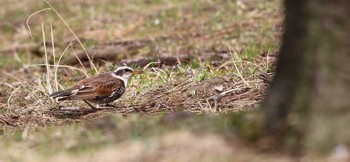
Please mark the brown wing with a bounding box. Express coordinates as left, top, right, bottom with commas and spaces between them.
67, 73, 124, 100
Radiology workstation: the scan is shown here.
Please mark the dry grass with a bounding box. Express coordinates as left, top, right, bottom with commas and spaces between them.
0, 0, 281, 124
0, 0, 295, 161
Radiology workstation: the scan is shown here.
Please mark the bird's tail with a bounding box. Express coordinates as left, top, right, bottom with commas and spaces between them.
50, 90, 73, 101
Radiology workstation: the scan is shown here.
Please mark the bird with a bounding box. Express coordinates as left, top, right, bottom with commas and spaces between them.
50, 66, 142, 110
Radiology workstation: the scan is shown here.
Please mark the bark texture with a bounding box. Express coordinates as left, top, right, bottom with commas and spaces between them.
262, 0, 350, 152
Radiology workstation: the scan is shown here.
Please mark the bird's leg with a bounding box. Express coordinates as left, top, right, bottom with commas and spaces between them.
105, 103, 119, 108
83, 100, 97, 111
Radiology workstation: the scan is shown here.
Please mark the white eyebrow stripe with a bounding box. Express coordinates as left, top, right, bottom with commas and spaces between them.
110, 73, 128, 87
114, 66, 134, 72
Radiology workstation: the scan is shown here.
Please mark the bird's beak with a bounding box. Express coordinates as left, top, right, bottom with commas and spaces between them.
132, 71, 143, 75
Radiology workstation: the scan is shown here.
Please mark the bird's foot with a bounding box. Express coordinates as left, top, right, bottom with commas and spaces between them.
104, 103, 119, 108
83, 100, 98, 111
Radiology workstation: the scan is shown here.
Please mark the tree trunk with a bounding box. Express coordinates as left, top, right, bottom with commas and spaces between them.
262, 0, 350, 153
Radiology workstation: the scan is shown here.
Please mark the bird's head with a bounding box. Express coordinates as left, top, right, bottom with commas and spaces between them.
113, 66, 142, 80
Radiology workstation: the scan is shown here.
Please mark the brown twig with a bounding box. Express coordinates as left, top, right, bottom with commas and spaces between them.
0, 117, 16, 127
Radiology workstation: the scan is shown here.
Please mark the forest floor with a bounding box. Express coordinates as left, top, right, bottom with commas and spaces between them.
0, 0, 329, 161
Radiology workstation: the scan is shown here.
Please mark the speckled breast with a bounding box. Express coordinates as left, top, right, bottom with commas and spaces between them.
89, 85, 126, 104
